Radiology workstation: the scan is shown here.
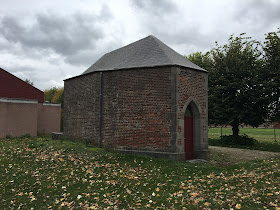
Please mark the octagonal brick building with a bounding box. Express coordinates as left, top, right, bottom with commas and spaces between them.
64, 35, 209, 161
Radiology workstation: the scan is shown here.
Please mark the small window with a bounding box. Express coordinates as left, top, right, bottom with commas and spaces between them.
184, 106, 193, 116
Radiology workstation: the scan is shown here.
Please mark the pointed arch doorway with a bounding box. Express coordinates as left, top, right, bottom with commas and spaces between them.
184, 105, 194, 160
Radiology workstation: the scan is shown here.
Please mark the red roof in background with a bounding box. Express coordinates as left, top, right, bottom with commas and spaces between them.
0, 67, 44, 103
274, 122, 280, 129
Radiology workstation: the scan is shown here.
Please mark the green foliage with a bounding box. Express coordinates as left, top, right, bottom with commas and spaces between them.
24, 79, 33, 86
263, 29, 280, 123
187, 51, 214, 71
209, 127, 280, 142
44, 87, 58, 102
220, 134, 257, 146
209, 137, 280, 152
210, 34, 267, 136
44, 87, 64, 104
52, 88, 64, 107
189, 33, 273, 136
19, 134, 31, 139
44, 87, 64, 131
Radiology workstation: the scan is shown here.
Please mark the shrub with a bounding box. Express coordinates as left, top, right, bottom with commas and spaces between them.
19, 134, 31, 139
220, 134, 258, 146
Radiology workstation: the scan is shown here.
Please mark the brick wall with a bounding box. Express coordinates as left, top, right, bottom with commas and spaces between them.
64, 67, 175, 151
176, 67, 209, 159
64, 73, 100, 143
177, 67, 208, 124
64, 66, 209, 160
102, 67, 173, 151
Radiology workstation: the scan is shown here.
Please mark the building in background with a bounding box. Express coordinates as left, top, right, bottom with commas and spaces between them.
64, 35, 209, 161
0, 67, 61, 138
0, 68, 44, 103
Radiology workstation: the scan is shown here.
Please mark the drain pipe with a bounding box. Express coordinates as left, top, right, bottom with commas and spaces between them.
98, 72, 103, 148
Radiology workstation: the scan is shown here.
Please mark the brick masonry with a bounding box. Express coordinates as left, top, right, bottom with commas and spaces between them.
176, 67, 209, 160
64, 73, 100, 142
64, 66, 208, 161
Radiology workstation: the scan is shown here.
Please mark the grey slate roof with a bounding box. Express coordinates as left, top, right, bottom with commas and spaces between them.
82, 35, 206, 75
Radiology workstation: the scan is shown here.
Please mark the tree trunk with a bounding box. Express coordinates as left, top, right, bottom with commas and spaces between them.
274, 126, 277, 142
232, 125, 239, 136
232, 120, 239, 136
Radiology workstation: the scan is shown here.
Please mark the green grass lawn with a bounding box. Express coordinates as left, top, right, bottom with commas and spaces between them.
1, 136, 280, 209
209, 127, 280, 142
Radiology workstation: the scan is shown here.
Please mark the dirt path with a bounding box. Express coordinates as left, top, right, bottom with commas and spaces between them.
209, 146, 280, 165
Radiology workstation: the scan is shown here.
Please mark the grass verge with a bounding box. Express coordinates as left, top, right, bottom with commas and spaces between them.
209, 137, 280, 152
0, 136, 280, 209
209, 127, 279, 142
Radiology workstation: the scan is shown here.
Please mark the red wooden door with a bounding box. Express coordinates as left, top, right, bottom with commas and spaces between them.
184, 116, 194, 160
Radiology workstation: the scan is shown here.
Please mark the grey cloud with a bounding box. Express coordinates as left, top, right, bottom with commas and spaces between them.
5, 63, 65, 90
129, 0, 214, 54
66, 50, 101, 67
0, 6, 113, 57
3, 64, 42, 88
65, 37, 123, 66
234, 0, 280, 31
149, 26, 216, 55
130, 0, 177, 16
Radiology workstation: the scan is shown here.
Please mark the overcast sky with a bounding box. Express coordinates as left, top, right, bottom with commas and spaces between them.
0, 0, 279, 90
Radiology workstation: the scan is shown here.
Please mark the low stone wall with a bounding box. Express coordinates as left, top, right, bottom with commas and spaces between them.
37, 103, 61, 134
0, 98, 61, 138
0, 98, 38, 138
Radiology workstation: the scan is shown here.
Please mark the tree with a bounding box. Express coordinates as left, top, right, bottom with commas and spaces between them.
189, 34, 268, 136
210, 34, 268, 136
24, 79, 33, 86
52, 88, 64, 108
44, 87, 59, 103
44, 87, 64, 131
187, 51, 213, 71
263, 29, 280, 123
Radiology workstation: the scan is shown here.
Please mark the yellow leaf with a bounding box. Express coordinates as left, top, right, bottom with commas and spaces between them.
235, 204, 241, 209
156, 187, 160, 192
270, 202, 278, 207
191, 192, 198, 197
194, 198, 200, 205
204, 202, 211, 206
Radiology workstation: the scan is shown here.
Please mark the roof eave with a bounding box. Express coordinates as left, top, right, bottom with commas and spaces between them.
64, 64, 207, 81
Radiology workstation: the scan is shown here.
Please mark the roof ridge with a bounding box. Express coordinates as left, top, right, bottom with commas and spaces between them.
106, 35, 153, 56
0, 67, 43, 93
149, 36, 176, 65
81, 35, 206, 75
